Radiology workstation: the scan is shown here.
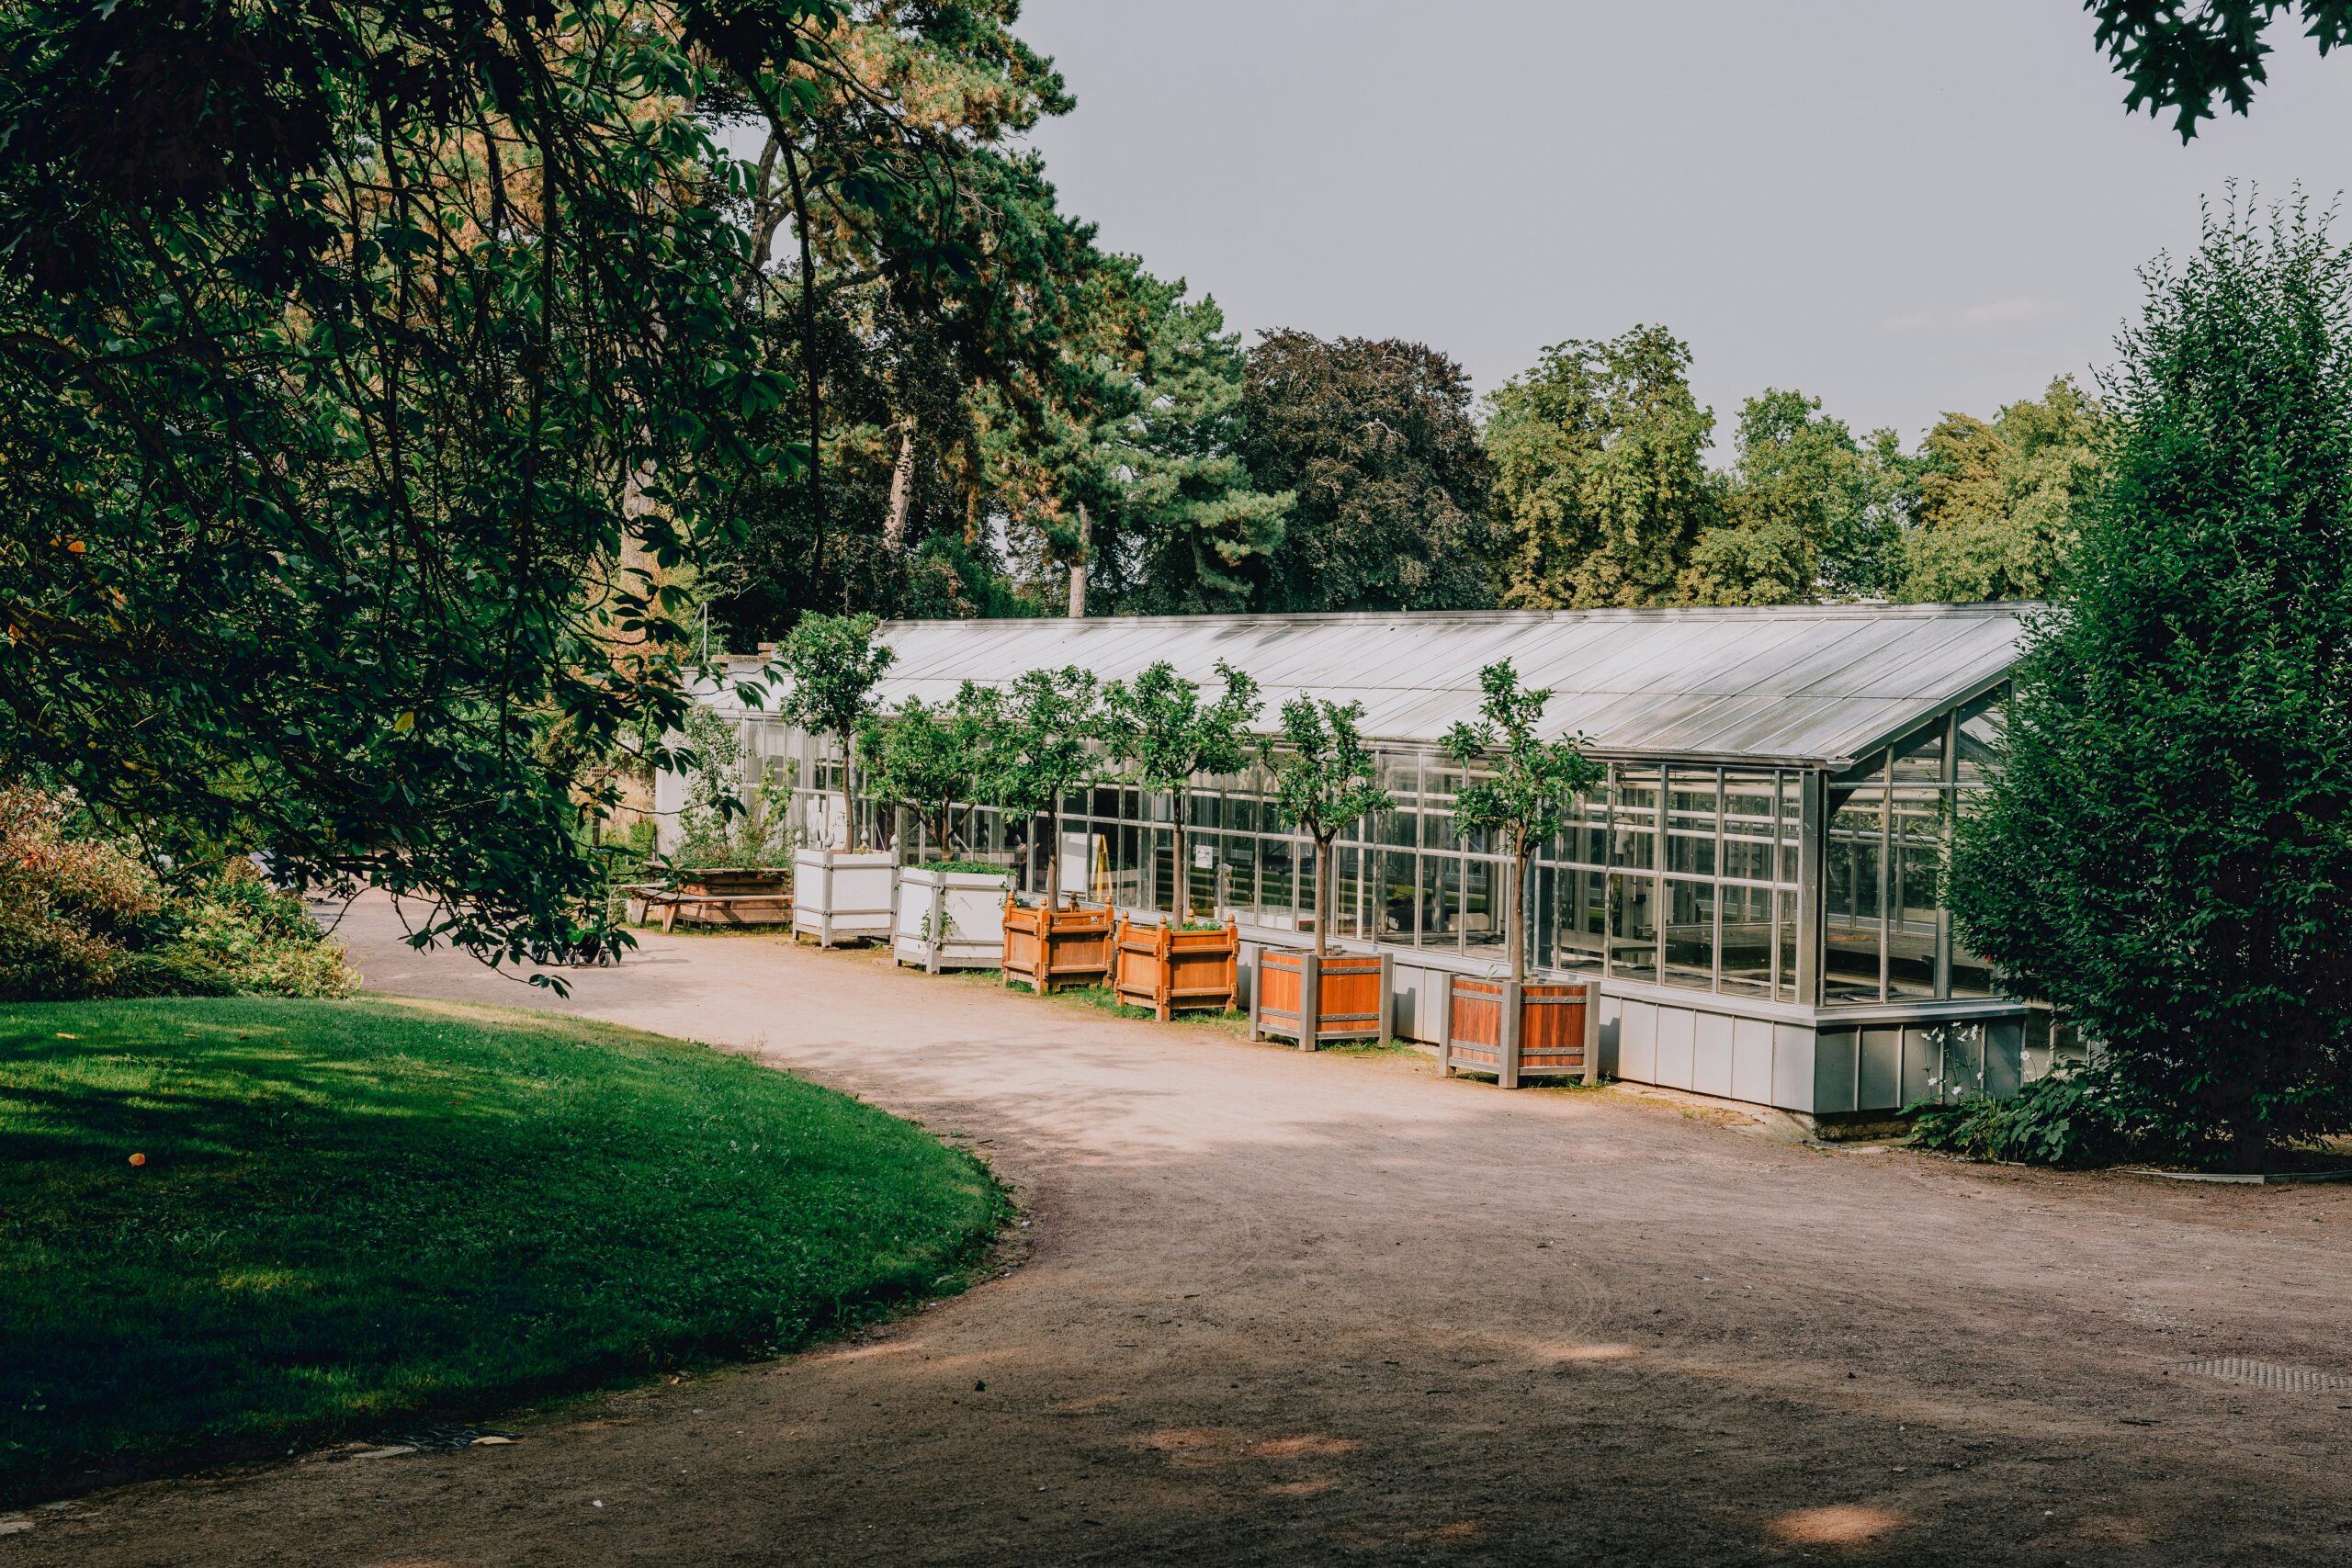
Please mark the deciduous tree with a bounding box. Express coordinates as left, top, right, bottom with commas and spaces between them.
777, 613, 896, 848
1240, 332, 1493, 612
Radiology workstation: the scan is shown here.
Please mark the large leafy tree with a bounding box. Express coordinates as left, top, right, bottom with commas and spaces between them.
1485, 326, 1715, 608
2086, 0, 2352, 138
1100, 660, 1261, 919
1898, 378, 2108, 604
1950, 200, 2352, 1166
1682, 390, 1911, 605
1440, 662, 1601, 987
1239, 332, 1493, 612
0, 0, 818, 970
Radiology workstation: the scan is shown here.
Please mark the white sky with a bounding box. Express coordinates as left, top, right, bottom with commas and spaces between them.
1013, 0, 2352, 453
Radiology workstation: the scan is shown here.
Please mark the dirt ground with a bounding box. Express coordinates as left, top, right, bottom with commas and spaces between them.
12, 898, 2352, 1566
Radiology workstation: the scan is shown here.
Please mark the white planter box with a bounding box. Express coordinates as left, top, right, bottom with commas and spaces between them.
792, 848, 897, 948
894, 865, 1015, 974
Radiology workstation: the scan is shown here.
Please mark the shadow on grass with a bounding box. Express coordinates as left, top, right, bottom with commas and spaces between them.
0, 997, 1006, 1506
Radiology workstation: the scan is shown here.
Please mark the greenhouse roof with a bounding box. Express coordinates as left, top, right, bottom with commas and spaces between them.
733, 603, 2034, 767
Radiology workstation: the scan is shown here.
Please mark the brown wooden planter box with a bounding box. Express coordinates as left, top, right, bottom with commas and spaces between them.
1001, 898, 1114, 995
1250, 948, 1392, 1051
1437, 975, 1600, 1089
1111, 916, 1239, 1021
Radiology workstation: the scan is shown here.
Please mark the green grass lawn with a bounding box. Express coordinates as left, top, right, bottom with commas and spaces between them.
0, 997, 1005, 1505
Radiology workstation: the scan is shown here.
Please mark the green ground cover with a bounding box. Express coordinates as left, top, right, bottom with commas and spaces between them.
0, 997, 1003, 1504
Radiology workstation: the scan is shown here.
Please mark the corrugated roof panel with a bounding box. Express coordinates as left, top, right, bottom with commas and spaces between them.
729, 604, 2032, 765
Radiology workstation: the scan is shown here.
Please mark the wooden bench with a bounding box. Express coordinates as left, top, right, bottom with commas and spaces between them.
624, 885, 794, 932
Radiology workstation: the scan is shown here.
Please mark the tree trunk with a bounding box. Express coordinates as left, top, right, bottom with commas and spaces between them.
1314, 835, 1332, 957
842, 728, 860, 851
1509, 835, 1530, 987
1045, 801, 1062, 908
883, 412, 919, 553
1067, 502, 1091, 618
1172, 800, 1190, 922
781, 142, 825, 587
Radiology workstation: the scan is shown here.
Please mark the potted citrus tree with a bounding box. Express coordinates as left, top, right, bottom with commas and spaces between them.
1249, 696, 1395, 1050
986, 666, 1114, 994
781, 613, 899, 948
867, 683, 1012, 973
1435, 659, 1605, 1088
1101, 660, 1259, 1018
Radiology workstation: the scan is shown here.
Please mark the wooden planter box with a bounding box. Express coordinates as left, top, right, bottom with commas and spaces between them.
1001, 898, 1114, 994
791, 848, 897, 948
1250, 948, 1392, 1051
1436, 975, 1600, 1089
894, 865, 1014, 974
1111, 916, 1239, 1021
649, 866, 793, 931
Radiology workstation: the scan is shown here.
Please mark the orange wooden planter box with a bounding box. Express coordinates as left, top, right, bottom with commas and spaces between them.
1111, 916, 1239, 1021
1438, 976, 1600, 1089
1001, 897, 1114, 995
1249, 947, 1392, 1051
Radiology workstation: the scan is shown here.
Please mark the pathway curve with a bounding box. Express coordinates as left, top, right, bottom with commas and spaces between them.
18, 900, 2352, 1565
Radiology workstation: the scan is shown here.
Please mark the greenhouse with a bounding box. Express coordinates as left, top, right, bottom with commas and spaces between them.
676, 603, 2051, 1121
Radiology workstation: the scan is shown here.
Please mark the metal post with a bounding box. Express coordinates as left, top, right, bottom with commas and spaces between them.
1499, 977, 1524, 1090
1299, 952, 1322, 1052
1247, 948, 1265, 1042
1377, 953, 1395, 1047
926, 877, 944, 975
1436, 971, 1456, 1077
1582, 979, 1602, 1086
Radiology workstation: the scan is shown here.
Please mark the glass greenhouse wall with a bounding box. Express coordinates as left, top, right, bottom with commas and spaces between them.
676, 605, 2052, 1120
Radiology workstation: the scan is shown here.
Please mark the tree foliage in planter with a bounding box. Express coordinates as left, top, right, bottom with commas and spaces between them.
1264, 698, 1393, 957
861, 683, 997, 860
1949, 197, 2352, 1167
776, 613, 895, 849
1101, 661, 1261, 919
978, 667, 1100, 907
0, 0, 821, 976
1440, 661, 1602, 985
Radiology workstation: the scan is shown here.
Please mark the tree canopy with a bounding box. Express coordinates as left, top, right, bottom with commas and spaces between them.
2086, 0, 2352, 139
1239, 331, 1493, 612
1264, 697, 1392, 956
1101, 660, 1261, 918
1949, 198, 2352, 1165
1897, 378, 2109, 604
1486, 325, 1716, 610
0, 0, 822, 972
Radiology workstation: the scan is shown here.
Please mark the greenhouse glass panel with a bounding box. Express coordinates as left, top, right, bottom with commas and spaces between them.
1662, 877, 1716, 990
1826, 791, 1885, 1002
1554, 866, 1606, 970
1719, 882, 1776, 997
1609, 873, 1658, 979
1464, 859, 1505, 950
1380, 851, 1418, 940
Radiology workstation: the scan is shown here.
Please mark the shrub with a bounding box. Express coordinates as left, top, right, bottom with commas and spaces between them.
1909, 1072, 2141, 1168
160, 863, 359, 999
0, 787, 165, 1000
0, 790, 356, 1000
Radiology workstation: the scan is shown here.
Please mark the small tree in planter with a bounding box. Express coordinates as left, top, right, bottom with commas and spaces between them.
985, 667, 1112, 993
776, 613, 895, 848
983, 666, 1102, 909
1101, 660, 1261, 923
1266, 696, 1392, 957
865, 684, 1010, 972
1436, 660, 1605, 1086
1251, 697, 1395, 1049
861, 682, 997, 862
780, 615, 896, 947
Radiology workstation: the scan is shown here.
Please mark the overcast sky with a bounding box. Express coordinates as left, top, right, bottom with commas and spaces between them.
1013, 0, 2352, 455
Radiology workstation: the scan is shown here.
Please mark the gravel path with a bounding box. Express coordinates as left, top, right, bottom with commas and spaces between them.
16, 899, 2352, 1565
